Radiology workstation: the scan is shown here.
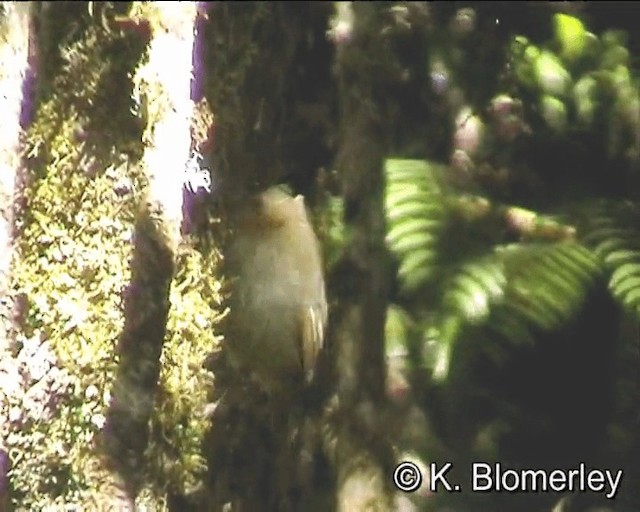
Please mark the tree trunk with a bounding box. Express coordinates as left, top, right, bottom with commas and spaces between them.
102, 2, 196, 503
330, 3, 397, 510
0, 5, 32, 507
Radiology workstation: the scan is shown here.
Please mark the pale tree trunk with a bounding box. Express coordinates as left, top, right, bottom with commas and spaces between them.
102, 2, 197, 505
0, 3, 32, 507
0, 2, 31, 351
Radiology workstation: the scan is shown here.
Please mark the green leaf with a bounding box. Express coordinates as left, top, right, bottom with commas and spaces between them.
386, 219, 439, 247
578, 200, 640, 319
534, 51, 571, 97
610, 263, 640, 290
540, 94, 568, 133
554, 13, 587, 62
384, 158, 445, 292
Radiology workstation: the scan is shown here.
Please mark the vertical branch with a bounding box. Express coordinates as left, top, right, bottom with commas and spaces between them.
139, 2, 197, 244
0, 2, 31, 351
330, 3, 396, 510
0, 3, 32, 505
103, 1, 196, 502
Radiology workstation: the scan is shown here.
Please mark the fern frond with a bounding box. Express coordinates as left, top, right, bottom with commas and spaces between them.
444, 257, 507, 323
430, 255, 507, 380
582, 201, 640, 317
428, 242, 601, 381
501, 242, 601, 332
384, 159, 446, 293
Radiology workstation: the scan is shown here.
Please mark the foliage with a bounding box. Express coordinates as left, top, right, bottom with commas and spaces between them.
384, 159, 446, 293
582, 200, 640, 317
382, 10, 639, 381
383, 157, 607, 380
378, 11, 639, 509
509, 14, 639, 161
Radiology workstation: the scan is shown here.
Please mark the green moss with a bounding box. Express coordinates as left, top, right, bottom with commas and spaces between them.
7, 4, 225, 508
9, 126, 142, 507
149, 242, 224, 495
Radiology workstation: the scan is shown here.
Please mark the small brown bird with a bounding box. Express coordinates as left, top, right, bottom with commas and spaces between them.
224, 187, 328, 398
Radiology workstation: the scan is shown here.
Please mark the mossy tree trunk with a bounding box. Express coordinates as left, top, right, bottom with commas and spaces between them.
0, 3, 31, 351
102, 2, 198, 506
0, 5, 33, 507
328, 3, 398, 510
200, 3, 336, 511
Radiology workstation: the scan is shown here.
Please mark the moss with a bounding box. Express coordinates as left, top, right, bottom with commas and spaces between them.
10, 126, 142, 507
148, 241, 224, 497
6, 4, 225, 508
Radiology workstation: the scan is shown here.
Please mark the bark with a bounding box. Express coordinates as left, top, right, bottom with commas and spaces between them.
204, 2, 334, 200
200, 3, 335, 510
329, 3, 397, 510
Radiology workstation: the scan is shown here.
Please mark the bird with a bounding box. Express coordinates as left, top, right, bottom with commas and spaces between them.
223, 186, 328, 401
